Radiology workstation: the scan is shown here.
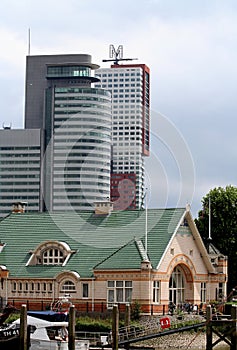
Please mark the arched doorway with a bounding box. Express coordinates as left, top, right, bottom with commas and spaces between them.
169, 266, 185, 305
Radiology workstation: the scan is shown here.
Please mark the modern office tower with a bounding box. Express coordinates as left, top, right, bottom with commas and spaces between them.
95, 63, 150, 210
25, 54, 112, 211
0, 129, 42, 217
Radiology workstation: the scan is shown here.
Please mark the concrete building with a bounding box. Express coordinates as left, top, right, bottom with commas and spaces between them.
95, 63, 150, 210
24, 54, 112, 211
0, 129, 42, 217
0, 206, 228, 313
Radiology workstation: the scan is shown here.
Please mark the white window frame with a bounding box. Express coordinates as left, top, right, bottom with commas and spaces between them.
107, 280, 132, 308
62, 280, 76, 292
201, 282, 206, 302
153, 281, 160, 303
82, 283, 89, 298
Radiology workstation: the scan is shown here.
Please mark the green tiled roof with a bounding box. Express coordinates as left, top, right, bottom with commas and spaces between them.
0, 208, 186, 278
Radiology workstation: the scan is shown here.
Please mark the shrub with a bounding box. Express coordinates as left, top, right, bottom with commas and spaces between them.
131, 300, 141, 321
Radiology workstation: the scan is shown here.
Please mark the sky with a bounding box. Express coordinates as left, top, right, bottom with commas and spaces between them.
0, 0, 236, 218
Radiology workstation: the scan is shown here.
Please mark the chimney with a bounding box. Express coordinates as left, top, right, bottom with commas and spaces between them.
12, 201, 27, 213
94, 201, 113, 216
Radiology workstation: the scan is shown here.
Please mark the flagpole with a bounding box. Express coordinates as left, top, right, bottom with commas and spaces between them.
208, 196, 211, 240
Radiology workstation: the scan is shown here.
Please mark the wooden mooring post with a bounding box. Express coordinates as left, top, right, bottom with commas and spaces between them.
112, 304, 119, 350
68, 305, 76, 350
206, 304, 237, 350
19, 304, 28, 350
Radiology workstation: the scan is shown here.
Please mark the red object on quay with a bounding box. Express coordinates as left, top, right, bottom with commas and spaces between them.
160, 317, 171, 329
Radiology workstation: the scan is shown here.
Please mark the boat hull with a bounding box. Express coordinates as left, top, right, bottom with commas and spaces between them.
0, 326, 20, 349
30, 338, 90, 349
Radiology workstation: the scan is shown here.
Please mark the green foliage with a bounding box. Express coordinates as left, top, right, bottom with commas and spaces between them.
4, 313, 19, 324
131, 300, 141, 320
75, 316, 112, 332
195, 185, 237, 290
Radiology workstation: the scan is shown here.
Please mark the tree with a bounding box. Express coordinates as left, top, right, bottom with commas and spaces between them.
195, 185, 237, 291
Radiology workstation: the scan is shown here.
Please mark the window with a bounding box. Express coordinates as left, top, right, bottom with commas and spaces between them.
82, 283, 89, 298
12, 282, 17, 292
169, 266, 184, 304
43, 248, 64, 265
62, 280, 76, 292
201, 282, 206, 302
153, 281, 160, 303
107, 281, 132, 307
218, 283, 224, 301
28, 241, 72, 267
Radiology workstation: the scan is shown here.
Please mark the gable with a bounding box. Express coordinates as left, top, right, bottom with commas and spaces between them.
156, 211, 215, 273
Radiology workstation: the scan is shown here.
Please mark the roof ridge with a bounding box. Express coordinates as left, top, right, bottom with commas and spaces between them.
93, 237, 136, 269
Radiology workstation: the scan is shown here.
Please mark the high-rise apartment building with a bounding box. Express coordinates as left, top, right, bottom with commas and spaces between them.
95, 63, 150, 210
0, 129, 42, 217
25, 54, 112, 211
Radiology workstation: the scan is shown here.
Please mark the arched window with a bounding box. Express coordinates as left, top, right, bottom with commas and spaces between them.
62, 280, 76, 292
169, 266, 184, 305
26, 241, 74, 267
43, 248, 64, 265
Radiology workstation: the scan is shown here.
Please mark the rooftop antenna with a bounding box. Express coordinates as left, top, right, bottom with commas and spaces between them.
102, 44, 138, 65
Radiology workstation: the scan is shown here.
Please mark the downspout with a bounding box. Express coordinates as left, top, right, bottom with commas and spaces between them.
92, 278, 95, 312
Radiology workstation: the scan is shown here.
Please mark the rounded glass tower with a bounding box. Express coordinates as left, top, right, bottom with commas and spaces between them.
42, 55, 112, 211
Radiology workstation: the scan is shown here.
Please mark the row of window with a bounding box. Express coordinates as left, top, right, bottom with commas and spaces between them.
54, 146, 110, 153
54, 132, 111, 139
55, 87, 110, 97
53, 125, 111, 132
0, 182, 39, 186
7, 277, 213, 305
0, 175, 39, 178
0, 154, 40, 158
0, 147, 40, 151
10, 280, 89, 298
55, 96, 109, 103
0, 167, 40, 172
54, 117, 111, 124
53, 181, 108, 187
55, 101, 110, 107
54, 174, 110, 180
54, 138, 111, 144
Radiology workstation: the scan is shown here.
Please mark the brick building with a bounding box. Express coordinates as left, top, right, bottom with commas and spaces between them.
0, 205, 227, 314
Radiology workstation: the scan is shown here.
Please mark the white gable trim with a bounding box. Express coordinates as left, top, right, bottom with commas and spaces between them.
156, 207, 215, 273
156, 209, 187, 270
185, 210, 215, 273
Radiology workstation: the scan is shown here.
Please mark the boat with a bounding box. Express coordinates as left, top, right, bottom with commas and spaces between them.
0, 323, 21, 349
0, 304, 18, 325
13, 315, 90, 350
0, 304, 26, 349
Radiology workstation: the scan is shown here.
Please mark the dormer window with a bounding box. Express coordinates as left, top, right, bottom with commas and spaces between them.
42, 248, 64, 265
26, 241, 75, 267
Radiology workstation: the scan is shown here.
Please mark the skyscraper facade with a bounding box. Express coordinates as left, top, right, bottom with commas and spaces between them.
0, 129, 42, 217
95, 63, 150, 210
25, 54, 112, 211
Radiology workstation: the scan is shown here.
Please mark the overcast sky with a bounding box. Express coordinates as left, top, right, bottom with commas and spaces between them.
0, 0, 236, 217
